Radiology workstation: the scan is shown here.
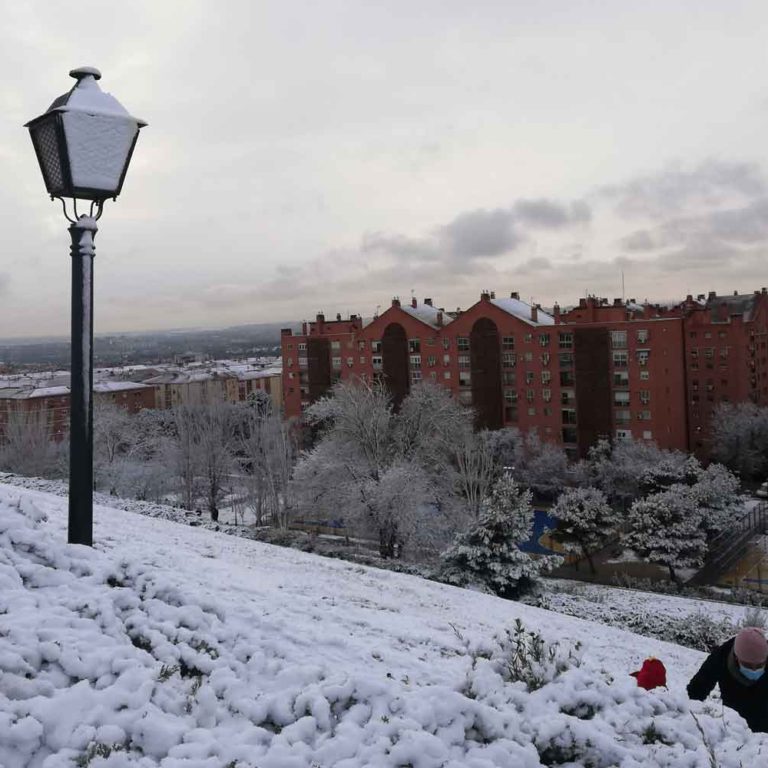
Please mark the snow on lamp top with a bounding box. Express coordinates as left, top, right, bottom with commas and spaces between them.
25, 67, 147, 201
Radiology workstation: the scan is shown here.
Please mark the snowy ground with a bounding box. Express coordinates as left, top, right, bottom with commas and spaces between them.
3, 486, 768, 766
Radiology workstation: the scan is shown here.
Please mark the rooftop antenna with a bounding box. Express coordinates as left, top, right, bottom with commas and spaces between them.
622, 270, 625, 302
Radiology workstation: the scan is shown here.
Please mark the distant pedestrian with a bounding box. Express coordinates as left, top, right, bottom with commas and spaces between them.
687, 627, 768, 732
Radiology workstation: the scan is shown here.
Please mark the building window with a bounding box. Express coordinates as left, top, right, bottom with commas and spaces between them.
430, 371, 437, 380
523, 351, 533, 362
615, 429, 632, 441
541, 352, 551, 366
558, 333, 573, 349
639, 390, 651, 404
613, 351, 628, 367
298, 356, 308, 368
457, 337, 470, 351
443, 371, 451, 379
459, 371, 471, 386
526, 389, 535, 402
372, 355, 383, 369
542, 388, 552, 402
427, 355, 436, 367
690, 348, 699, 358
543, 407, 553, 417
615, 409, 631, 424
442, 337, 451, 349
409, 339, 420, 353
704, 348, 714, 359
720, 347, 729, 359
458, 354, 470, 369
539, 333, 550, 347
524, 333, 533, 343
525, 371, 535, 384
410, 354, 421, 366
358, 341, 366, 351
286, 358, 294, 367
638, 410, 651, 421
372, 340, 382, 353
541, 370, 552, 385
331, 340, 341, 351
411, 370, 422, 382
561, 408, 577, 425
704, 331, 712, 339
560, 371, 575, 387
332, 357, 342, 369
502, 352, 516, 368
504, 389, 517, 403
613, 371, 629, 387
614, 391, 631, 406
502, 336, 515, 350
528, 406, 536, 416
346, 357, 354, 367
642, 430, 653, 440
636, 329, 649, 343
459, 390, 473, 405
636, 350, 650, 366
559, 352, 574, 368
640, 370, 650, 381
443, 354, 451, 366
360, 356, 366, 364
610, 330, 627, 349
503, 371, 516, 386
298, 342, 307, 352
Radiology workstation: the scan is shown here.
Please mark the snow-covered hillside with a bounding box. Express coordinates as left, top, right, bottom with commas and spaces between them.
2, 484, 768, 767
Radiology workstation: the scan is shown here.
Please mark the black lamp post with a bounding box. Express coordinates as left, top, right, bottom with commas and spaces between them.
25, 67, 146, 545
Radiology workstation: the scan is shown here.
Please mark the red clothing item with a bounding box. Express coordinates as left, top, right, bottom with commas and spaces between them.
631, 658, 667, 690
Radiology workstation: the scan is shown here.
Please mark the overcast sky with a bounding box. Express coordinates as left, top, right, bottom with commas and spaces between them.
2, 1, 768, 337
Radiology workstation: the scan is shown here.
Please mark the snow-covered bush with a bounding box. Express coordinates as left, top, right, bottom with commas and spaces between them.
550, 487, 620, 574
710, 401, 768, 479
622, 486, 708, 582
439, 475, 560, 597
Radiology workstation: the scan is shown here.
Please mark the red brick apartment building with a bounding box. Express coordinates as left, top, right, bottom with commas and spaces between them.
282, 288, 768, 458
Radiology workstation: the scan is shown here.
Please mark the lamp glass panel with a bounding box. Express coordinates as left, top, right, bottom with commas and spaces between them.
62, 111, 138, 195
31, 119, 65, 194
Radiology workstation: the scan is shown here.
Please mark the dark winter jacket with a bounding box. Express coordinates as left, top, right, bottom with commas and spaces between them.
687, 637, 768, 732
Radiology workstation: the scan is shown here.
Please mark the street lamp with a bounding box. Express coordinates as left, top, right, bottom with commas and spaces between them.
25, 67, 146, 545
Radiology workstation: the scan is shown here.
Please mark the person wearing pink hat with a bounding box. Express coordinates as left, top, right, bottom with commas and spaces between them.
688, 626, 768, 732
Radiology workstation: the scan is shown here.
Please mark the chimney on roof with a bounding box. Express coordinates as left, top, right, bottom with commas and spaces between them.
490, 291, 496, 299
481, 290, 491, 302
424, 298, 433, 306
392, 297, 401, 308
336, 313, 342, 321
436, 310, 444, 327
708, 291, 716, 301
579, 298, 587, 308
302, 322, 308, 335
763, 287, 767, 295
510, 291, 520, 300
553, 302, 561, 322
613, 298, 622, 307
719, 301, 729, 322
411, 296, 418, 308
697, 294, 705, 301
531, 303, 539, 322
734, 290, 739, 296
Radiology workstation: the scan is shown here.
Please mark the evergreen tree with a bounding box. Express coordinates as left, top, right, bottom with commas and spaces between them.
439, 475, 558, 598
622, 486, 706, 583
550, 487, 619, 574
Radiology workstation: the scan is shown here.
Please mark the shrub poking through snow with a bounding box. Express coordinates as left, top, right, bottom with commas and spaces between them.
438, 475, 560, 597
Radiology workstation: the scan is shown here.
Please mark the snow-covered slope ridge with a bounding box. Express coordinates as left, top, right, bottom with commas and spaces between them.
1, 484, 767, 767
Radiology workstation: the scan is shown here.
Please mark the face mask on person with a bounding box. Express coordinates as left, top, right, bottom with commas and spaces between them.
739, 665, 765, 681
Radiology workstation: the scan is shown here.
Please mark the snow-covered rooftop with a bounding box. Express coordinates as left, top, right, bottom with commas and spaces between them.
491, 296, 555, 326
400, 301, 449, 329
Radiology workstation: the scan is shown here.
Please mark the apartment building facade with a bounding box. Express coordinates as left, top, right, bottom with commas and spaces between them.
281, 289, 768, 457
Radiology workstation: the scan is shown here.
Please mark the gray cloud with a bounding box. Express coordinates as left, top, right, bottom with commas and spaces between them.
601, 160, 766, 219
438, 208, 519, 259
515, 256, 552, 274
656, 236, 741, 273
621, 229, 657, 252
513, 199, 591, 228
0, 273, 8, 297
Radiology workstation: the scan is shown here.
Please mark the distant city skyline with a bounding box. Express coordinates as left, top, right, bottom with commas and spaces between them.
2, 1, 768, 336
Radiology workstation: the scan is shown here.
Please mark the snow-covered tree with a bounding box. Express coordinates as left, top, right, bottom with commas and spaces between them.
638, 454, 702, 495
451, 430, 497, 519
439, 475, 559, 597
550, 487, 620, 574
93, 400, 135, 494
0, 405, 63, 478
690, 462, 744, 536
622, 486, 707, 583
295, 379, 475, 558
710, 402, 768, 479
